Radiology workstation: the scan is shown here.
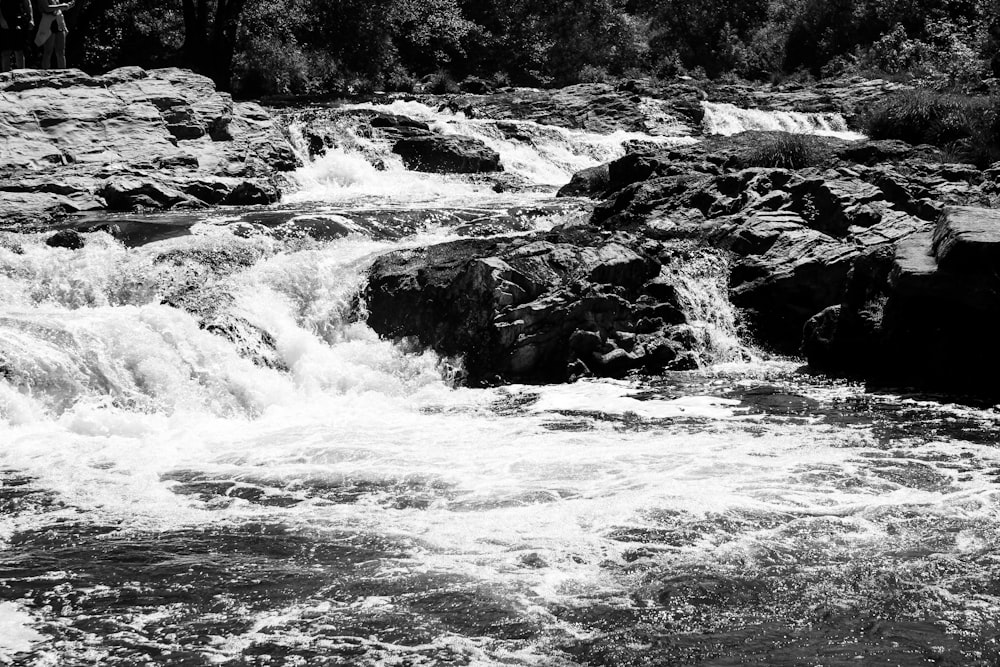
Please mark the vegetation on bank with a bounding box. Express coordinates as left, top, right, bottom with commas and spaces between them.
863, 90, 1000, 166
52, 0, 1000, 97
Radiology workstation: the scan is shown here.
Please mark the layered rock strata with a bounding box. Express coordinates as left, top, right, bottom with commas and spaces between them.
804, 206, 1000, 393
364, 229, 707, 385
0, 67, 297, 224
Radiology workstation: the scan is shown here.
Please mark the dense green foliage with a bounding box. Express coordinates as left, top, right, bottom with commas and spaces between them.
55, 0, 1000, 95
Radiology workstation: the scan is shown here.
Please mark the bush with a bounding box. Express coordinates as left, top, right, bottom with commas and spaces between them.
424, 70, 460, 93
863, 90, 1000, 167
745, 133, 822, 169
386, 67, 418, 93
577, 64, 613, 83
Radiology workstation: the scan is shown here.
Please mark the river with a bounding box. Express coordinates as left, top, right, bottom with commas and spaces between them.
0, 100, 997, 666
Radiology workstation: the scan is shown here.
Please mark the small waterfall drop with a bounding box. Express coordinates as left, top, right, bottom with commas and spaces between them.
283, 100, 696, 202
702, 101, 864, 139
664, 246, 752, 365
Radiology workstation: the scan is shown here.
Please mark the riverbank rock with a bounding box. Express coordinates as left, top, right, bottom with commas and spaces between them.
364, 228, 709, 385
0, 67, 296, 225
563, 130, 1000, 356
804, 207, 1000, 393
392, 134, 501, 174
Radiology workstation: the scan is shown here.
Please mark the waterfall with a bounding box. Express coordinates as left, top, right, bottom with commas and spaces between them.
282, 100, 696, 201
702, 101, 864, 139
663, 246, 753, 365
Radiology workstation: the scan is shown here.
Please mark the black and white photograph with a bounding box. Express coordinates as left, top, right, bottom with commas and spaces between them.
2, 0, 1000, 664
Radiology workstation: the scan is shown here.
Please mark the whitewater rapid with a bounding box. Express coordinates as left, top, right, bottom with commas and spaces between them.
2, 99, 999, 666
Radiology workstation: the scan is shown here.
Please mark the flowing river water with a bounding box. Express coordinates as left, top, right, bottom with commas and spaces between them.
0, 101, 998, 666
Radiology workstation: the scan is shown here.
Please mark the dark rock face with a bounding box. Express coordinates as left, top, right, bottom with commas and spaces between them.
572, 131, 1000, 356
805, 207, 1000, 393
45, 229, 85, 250
364, 230, 701, 385
392, 135, 501, 174
0, 67, 294, 223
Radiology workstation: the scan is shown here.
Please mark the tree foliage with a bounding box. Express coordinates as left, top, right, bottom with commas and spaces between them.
59, 0, 1000, 95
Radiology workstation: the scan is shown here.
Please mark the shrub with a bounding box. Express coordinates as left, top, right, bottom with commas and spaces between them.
577, 64, 613, 83
863, 90, 1000, 167
425, 70, 460, 94
386, 67, 418, 93
745, 133, 822, 169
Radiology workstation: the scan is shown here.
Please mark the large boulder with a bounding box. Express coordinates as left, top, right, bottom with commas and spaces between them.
392, 134, 502, 174
561, 128, 997, 356
0, 67, 296, 222
363, 229, 703, 385
804, 207, 1000, 393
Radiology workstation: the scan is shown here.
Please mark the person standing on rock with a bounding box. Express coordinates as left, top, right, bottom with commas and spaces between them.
35, 0, 73, 69
0, 0, 34, 71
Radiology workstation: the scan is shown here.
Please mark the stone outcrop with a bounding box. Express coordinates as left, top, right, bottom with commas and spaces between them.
0, 67, 297, 224
392, 134, 501, 174
364, 229, 704, 385
562, 130, 999, 357
804, 207, 1000, 393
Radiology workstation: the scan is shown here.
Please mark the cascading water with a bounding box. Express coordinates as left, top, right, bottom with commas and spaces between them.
2, 94, 999, 667
702, 100, 865, 139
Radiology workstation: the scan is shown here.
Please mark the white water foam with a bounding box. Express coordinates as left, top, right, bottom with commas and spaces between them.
702, 101, 865, 140
284, 99, 696, 204
0, 602, 44, 662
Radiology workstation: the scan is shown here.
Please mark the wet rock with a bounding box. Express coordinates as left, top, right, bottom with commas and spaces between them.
804, 207, 1000, 394
557, 164, 609, 198
561, 125, 1000, 356
100, 177, 194, 211
223, 181, 281, 206
364, 229, 698, 385
392, 135, 502, 174
931, 205, 1000, 273
45, 229, 85, 250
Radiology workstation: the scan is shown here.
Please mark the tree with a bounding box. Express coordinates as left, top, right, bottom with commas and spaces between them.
181, 0, 250, 89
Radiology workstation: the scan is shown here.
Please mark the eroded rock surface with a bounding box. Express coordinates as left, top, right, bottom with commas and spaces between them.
804, 207, 1000, 393
364, 229, 707, 385
571, 131, 1000, 356
0, 67, 297, 224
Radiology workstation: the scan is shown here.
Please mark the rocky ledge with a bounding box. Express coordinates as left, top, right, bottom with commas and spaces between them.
365, 129, 1000, 394
0, 67, 298, 225
364, 228, 714, 386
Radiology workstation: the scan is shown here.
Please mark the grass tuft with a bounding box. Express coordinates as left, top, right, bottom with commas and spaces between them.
744, 133, 822, 169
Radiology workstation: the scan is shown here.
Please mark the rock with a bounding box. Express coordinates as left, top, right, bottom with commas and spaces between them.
100, 177, 194, 211
363, 229, 699, 385
729, 226, 859, 353
557, 164, 609, 198
836, 140, 944, 165
392, 134, 502, 174
45, 229, 85, 250
804, 207, 1000, 394
931, 205, 1000, 273
0, 67, 297, 223
223, 181, 281, 206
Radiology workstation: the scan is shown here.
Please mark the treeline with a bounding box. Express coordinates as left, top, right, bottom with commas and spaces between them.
61, 0, 1000, 96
